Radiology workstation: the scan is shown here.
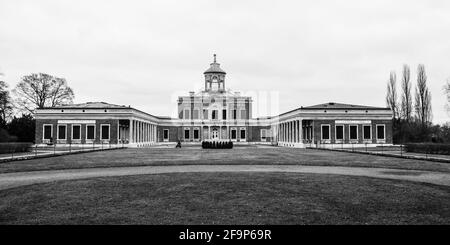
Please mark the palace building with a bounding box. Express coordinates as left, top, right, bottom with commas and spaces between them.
35, 55, 393, 148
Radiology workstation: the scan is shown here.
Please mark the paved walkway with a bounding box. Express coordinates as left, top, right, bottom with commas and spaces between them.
0, 165, 450, 190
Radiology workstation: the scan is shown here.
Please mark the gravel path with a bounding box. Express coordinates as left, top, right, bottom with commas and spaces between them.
1, 165, 450, 190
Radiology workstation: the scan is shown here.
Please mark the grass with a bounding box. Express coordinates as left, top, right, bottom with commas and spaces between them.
1, 147, 450, 174
0, 172, 449, 225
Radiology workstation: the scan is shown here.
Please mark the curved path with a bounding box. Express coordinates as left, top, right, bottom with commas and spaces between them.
0, 165, 450, 190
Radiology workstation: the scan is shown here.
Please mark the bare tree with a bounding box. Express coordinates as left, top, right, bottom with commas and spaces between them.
13, 73, 74, 114
386, 71, 399, 120
0, 80, 13, 126
445, 78, 450, 113
414, 64, 432, 127
400, 64, 412, 122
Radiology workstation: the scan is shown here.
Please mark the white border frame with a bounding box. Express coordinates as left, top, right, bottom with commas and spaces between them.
100, 124, 110, 141
86, 124, 96, 141
335, 124, 344, 142
184, 127, 190, 140
193, 127, 200, 140
42, 124, 53, 141
376, 124, 386, 141
71, 124, 82, 141
57, 124, 67, 140
261, 129, 267, 142
222, 109, 227, 120
321, 124, 331, 141
230, 127, 237, 141
349, 124, 358, 141
163, 129, 169, 142
211, 109, 218, 120
362, 124, 372, 141
239, 127, 246, 142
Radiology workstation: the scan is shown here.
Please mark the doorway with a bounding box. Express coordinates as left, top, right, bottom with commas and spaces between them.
211, 129, 219, 140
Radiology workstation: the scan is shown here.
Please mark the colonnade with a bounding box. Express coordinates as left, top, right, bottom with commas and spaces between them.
274, 119, 303, 143
129, 119, 157, 144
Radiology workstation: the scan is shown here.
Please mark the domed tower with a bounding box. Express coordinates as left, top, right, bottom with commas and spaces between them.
204, 54, 226, 92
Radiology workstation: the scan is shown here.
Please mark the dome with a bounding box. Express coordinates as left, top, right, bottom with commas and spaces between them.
204, 64, 226, 74
203, 54, 226, 74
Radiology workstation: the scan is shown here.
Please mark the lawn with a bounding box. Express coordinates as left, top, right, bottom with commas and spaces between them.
1, 172, 449, 224
1, 147, 450, 174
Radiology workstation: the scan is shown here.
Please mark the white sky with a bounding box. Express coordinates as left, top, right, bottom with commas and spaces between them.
0, 0, 449, 123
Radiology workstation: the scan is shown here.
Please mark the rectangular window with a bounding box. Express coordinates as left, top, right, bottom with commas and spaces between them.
240, 129, 246, 139
193, 109, 199, 119
43, 125, 52, 140
261, 129, 267, 141
349, 125, 358, 140
86, 125, 95, 140
58, 125, 66, 140
222, 109, 227, 120
163, 129, 169, 140
240, 110, 246, 119
363, 125, 371, 140
203, 110, 208, 119
377, 125, 385, 139
212, 110, 218, 120
184, 129, 190, 139
233, 110, 237, 119
335, 125, 344, 140
184, 109, 190, 120
321, 125, 330, 140
72, 125, 81, 140
101, 124, 110, 140
231, 129, 237, 139
194, 129, 199, 139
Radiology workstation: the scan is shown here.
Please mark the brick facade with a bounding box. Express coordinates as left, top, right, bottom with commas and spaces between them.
35, 119, 119, 144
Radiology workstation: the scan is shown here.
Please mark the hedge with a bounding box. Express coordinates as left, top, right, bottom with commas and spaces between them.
0, 143, 33, 154
202, 141, 233, 149
404, 143, 450, 155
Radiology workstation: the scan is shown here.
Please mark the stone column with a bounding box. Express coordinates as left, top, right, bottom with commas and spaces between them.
291, 121, 294, 143
139, 121, 142, 143
277, 124, 279, 142
287, 122, 289, 142
280, 123, 282, 142
135, 121, 137, 143
293, 121, 296, 143
145, 123, 148, 142
288, 121, 291, 143
295, 120, 298, 143
299, 120, 302, 143
151, 124, 154, 142
136, 121, 139, 143
129, 119, 134, 143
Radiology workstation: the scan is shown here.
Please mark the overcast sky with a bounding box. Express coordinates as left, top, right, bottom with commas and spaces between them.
0, 0, 449, 123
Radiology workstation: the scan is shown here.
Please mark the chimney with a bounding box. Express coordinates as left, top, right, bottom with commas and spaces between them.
189, 91, 195, 96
